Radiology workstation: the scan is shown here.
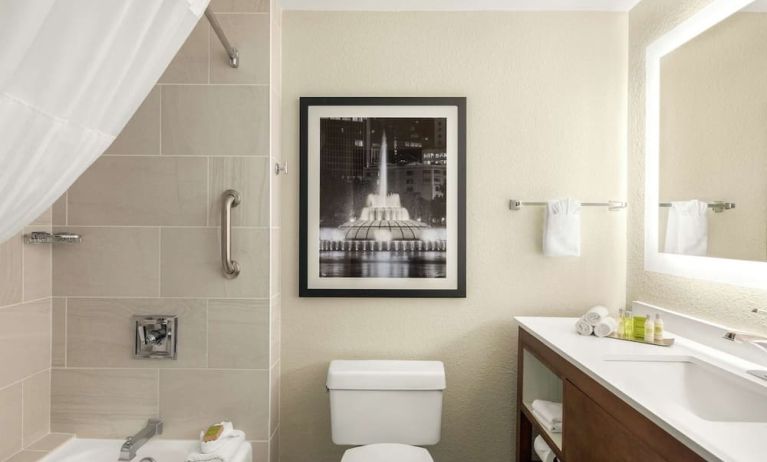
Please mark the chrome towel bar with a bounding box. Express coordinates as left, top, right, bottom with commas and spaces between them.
659, 201, 735, 213
509, 200, 628, 211
221, 190, 241, 279
24, 231, 82, 244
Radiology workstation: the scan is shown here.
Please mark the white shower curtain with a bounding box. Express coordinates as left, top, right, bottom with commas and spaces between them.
0, 0, 209, 242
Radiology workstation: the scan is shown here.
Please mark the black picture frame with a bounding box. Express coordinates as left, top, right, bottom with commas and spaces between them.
299, 97, 466, 298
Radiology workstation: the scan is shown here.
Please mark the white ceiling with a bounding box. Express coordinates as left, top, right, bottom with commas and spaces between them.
280, 0, 644, 12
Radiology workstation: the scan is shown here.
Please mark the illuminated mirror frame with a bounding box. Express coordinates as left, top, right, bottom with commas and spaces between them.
644, 0, 767, 289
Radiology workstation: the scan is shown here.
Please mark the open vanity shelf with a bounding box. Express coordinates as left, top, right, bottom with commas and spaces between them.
515, 327, 704, 462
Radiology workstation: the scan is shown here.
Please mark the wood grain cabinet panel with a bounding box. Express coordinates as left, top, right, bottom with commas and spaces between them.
563, 379, 662, 461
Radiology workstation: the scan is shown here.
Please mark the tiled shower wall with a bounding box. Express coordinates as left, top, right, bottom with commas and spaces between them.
49, 1, 281, 460
0, 212, 53, 460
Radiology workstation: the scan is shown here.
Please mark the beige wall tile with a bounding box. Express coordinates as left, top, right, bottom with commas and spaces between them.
52, 194, 67, 226
26, 433, 73, 451
22, 226, 51, 301
209, 157, 270, 227
210, 14, 270, 84
53, 227, 159, 297
0, 233, 22, 307
23, 370, 51, 446
162, 86, 269, 156
252, 441, 269, 462
270, 296, 280, 368
159, 369, 268, 439
269, 362, 279, 435
67, 157, 207, 226
0, 384, 23, 461
51, 368, 158, 438
160, 228, 268, 298
208, 299, 269, 369
160, 19, 210, 84
6, 451, 46, 462
0, 300, 51, 389
31, 208, 52, 226
210, 0, 269, 12
105, 88, 161, 155
52, 298, 66, 367
66, 298, 206, 368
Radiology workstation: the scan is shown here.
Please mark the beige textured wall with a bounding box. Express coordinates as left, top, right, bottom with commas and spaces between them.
281, 11, 627, 462
628, 0, 767, 330
0, 211, 54, 460
46, 1, 280, 460
658, 12, 767, 261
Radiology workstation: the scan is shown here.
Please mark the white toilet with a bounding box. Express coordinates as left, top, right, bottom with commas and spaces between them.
326, 360, 446, 462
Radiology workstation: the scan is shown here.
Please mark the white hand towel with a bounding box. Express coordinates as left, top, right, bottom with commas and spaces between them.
594, 316, 617, 338
582, 305, 609, 326
532, 400, 563, 425
575, 317, 593, 336
533, 436, 556, 462
201, 422, 235, 454
186, 441, 250, 462
543, 199, 581, 257
664, 200, 708, 256
532, 408, 562, 433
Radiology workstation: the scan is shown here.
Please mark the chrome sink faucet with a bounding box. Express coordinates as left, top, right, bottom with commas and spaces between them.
119, 418, 163, 461
722, 330, 767, 381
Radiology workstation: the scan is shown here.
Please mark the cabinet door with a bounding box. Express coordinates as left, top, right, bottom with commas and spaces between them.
563, 380, 664, 462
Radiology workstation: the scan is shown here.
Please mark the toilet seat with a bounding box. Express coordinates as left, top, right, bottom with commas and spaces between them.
340, 443, 433, 462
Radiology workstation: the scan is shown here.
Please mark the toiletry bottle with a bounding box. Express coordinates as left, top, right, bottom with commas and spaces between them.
644, 316, 655, 343
633, 315, 646, 339
654, 313, 664, 341
616, 309, 625, 338
624, 307, 633, 339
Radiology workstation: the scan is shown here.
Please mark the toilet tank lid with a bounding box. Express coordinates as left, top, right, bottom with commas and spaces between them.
327, 360, 446, 391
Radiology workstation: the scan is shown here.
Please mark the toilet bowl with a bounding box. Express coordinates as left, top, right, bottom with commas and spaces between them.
326, 360, 446, 462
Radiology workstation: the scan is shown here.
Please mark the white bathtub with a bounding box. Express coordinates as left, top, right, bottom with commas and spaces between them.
41, 438, 252, 462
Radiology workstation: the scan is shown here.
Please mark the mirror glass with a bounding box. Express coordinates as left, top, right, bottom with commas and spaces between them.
659, 1, 767, 262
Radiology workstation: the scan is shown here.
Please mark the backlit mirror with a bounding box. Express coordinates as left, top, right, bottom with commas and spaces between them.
645, 0, 767, 288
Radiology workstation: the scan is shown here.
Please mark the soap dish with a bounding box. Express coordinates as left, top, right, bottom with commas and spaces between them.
606, 333, 675, 347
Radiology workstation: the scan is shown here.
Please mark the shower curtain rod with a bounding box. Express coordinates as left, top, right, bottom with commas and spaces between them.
205, 7, 239, 68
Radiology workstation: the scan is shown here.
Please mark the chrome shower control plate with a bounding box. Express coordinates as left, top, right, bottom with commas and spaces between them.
133, 315, 178, 360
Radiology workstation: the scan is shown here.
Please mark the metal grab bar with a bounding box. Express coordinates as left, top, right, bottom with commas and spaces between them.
221, 190, 241, 279
508, 200, 628, 211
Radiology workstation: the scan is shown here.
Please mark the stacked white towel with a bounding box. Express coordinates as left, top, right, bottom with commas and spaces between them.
575, 305, 616, 337
186, 422, 250, 462
543, 199, 582, 257
531, 400, 562, 433
533, 435, 556, 462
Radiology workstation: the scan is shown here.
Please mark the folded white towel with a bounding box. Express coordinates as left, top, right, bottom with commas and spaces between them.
532, 400, 563, 425
583, 305, 609, 326
594, 316, 617, 338
533, 436, 556, 462
543, 199, 581, 257
201, 422, 236, 454
575, 317, 593, 336
186, 441, 250, 462
664, 200, 708, 256
532, 408, 562, 433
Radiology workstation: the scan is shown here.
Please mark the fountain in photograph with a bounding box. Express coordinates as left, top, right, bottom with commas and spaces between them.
321, 132, 446, 253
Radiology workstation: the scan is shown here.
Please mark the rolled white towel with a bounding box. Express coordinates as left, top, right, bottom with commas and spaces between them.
594, 316, 618, 338
532, 408, 562, 433
187, 428, 246, 462
532, 400, 562, 425
583, 305, 609, 326
201, 422, 235, 454
575, 317, 593, 336
534, 436, 556, 462
186, 441, 250, 462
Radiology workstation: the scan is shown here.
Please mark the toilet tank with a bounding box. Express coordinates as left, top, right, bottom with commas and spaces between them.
327, 360, 446, 446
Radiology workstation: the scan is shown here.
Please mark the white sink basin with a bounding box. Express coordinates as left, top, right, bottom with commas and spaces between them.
603, 355, 767, 423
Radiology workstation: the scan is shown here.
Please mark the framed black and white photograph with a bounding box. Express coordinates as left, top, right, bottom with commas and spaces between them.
299, 97, 466, 297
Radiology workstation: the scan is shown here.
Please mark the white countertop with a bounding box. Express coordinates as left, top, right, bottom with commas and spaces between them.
516, 316, 767, 462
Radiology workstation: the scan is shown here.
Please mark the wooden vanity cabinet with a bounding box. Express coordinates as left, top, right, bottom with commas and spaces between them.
516, 328, 705, 462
